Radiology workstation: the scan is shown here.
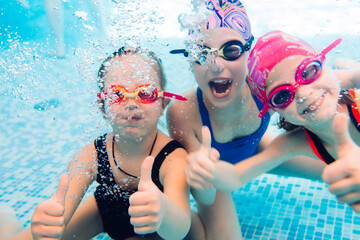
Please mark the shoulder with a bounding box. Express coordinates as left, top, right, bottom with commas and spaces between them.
339, 89, 360, 114
72, 140, 97, 163
166, 87, 202, 151
157, 131, 188, 158
156, 132, 188, 178
68, 135, 104, 175
166, 87, 199, 121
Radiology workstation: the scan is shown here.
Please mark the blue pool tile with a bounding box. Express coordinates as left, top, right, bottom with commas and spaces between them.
3, 109, 360, 240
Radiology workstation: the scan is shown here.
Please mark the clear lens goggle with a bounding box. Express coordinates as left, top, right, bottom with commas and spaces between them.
170, 36, 254, 65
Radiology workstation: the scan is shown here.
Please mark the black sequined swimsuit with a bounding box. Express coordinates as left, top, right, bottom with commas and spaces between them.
93, 134, 184, 239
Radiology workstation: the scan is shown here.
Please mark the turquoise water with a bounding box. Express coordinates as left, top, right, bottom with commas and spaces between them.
1, 1, 360, 239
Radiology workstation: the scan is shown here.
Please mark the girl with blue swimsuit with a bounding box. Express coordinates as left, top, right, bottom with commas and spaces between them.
168, 1, 272, 239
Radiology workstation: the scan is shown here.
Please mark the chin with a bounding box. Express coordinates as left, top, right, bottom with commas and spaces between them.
119, 127, 147, 139
305, 106, 337, 124
208, 95, 235, 108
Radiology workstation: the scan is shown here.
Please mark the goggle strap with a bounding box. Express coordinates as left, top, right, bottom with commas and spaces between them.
97, 92, 105, 100
320, 38, 342, 56
169, 49, 188, 57
162, 92, 187, 101
258, 105, 269, 118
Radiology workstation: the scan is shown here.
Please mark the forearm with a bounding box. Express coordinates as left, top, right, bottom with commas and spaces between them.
213, 140, 299, 192
157, 196, 191, 240
212, 161, 243, 192
6, 229, 32, 240
269, 156, 325, 180
190, 187, 216, 205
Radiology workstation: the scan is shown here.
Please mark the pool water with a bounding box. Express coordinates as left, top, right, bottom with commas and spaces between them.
1, 1, 360, 239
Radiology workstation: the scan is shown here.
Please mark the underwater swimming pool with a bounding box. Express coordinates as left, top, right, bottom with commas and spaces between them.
2, 0, 360, 239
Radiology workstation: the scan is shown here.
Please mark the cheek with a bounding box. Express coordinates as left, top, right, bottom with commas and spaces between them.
104, 104, 119, 120
193, 65, 206, 81
231, 58, 248, 78
145, 101, 163, 114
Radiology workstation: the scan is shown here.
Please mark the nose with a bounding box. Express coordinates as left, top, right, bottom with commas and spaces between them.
209, 58, 224, 73
295, 94, 307, 103
295, 84, 314, 103
124, 99, 139, 111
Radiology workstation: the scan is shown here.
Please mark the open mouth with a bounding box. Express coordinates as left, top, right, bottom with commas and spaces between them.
209, 78, 232, 98
301, 93, 326, 115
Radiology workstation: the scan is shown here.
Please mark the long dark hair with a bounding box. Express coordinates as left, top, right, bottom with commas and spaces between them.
278, 89, 355, 131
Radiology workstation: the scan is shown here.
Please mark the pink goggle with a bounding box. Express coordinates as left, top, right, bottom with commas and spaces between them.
97, 84, 187, 104
264, 38, 342, 112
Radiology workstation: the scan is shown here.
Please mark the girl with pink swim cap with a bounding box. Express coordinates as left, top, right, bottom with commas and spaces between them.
184, 30, 360, 218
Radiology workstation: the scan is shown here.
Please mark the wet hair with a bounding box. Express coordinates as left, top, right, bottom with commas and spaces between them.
278, 89, 355, 131
97, 47, 167, 113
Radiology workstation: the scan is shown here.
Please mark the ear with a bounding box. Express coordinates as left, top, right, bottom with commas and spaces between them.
160, 98, 170, 115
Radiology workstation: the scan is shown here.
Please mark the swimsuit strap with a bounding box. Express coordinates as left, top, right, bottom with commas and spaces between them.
151, 140, 184, 192
112, 132, 158, 179
94, 134, 117, 185
346, 89, 360, 132
303, 128, 335, 165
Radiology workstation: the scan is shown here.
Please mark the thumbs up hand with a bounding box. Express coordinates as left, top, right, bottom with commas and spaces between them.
129, 156, 166, 234
185, 126, 220, 190
322, 113, 360, 213
31, 174, 70, 240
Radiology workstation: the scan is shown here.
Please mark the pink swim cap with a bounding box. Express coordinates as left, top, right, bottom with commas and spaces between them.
201, 0, 252, 42
247, 30, 319, 117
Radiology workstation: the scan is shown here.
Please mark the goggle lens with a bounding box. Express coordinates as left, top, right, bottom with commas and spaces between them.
137, 86, 157, 103
301, 61, 322, 81
222, 44, 243, 60
110, 89, 125, 103
270, 89, 293, 107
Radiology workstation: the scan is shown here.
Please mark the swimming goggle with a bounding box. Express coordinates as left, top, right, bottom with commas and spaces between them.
263, 38, 342, 112
97, 84, 187, 104
268, 58, 324, 108
170, 36, 254, 65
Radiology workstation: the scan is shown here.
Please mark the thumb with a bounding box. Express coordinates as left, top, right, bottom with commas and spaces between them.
201, 126, 212, 155
138, 156, 155, 191
333, 113, 355, 158
52, 174, 70, 205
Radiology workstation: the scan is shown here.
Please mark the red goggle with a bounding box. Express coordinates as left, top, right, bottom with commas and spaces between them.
97, 84, 187, 104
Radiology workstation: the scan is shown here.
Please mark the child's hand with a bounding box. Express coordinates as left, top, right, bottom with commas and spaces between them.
185, 126, 220, 190
129, 156, 166, 235
31, 174, 69, 240
322, 113, 360, 213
